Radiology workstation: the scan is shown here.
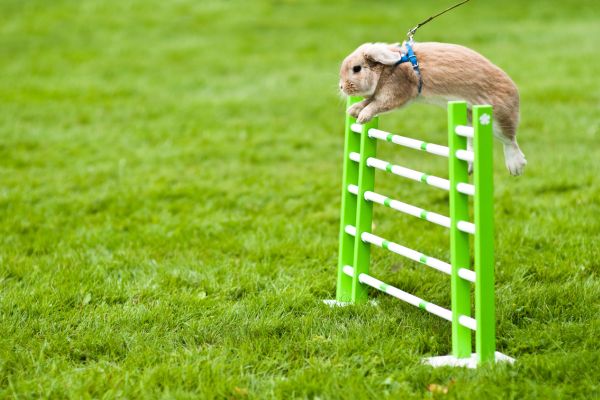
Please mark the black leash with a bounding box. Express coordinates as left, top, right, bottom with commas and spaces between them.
406, 0, 471, 42
400, 0, 470, 95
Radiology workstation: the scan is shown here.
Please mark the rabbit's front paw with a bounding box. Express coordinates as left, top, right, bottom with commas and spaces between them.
347, 102, 366, 118
357, 109, 375, 124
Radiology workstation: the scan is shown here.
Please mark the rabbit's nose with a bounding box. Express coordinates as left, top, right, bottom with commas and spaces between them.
339, 83, 343, 90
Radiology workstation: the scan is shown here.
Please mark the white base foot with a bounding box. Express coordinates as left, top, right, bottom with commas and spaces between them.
322, 299, 351, 307
423, 352, 516, 369
322, 299, 378, 307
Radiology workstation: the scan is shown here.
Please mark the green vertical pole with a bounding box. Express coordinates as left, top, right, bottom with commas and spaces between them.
473, 105, 496, 363
336, 96, 362, 302
351, 116, 379, 303
448, 101, 472, 358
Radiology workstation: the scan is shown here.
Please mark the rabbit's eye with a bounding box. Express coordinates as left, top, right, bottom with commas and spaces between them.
352, 65, 362, 73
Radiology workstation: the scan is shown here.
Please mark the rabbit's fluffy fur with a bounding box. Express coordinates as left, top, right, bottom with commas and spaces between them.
339, 42, 527, 176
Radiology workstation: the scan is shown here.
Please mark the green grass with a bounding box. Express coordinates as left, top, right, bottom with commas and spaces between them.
1, 0, 599, 398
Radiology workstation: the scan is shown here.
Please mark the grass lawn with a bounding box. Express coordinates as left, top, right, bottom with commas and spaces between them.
1, 0, 599, 398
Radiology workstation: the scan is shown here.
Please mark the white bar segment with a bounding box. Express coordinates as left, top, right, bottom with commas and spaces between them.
425, 303, 453, 322
421, 143, 450, 158
345, 225, 357, 236
345, 225, 475, 283
457, 220, 476, 235
350, 123, 363, 134
370, 231, 451, 273
455, 125, 474, 138
459, 315, 477, 331
351, 124, 450, 158
343, 265, 476, 330
349, 152, 477, 195
346, 227, 451, 274
349, 152, 475, 196
342, 266, 453, 322
458, 268, 476, 283
371, 128, 450, 157
427, 213, 450, 227
457, 182, 475, 196
347, 184, 455, 229
386, 240, 431, 265
456, 149, 475, 163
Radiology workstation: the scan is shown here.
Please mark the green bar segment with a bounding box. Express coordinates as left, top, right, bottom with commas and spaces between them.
473, 105, 496, 363
448, 101, 472, 359
351, 116, 379, 303
336, 96, 362, 302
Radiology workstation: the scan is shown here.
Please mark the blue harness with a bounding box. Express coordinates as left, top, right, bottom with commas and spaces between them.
394, 41, 423, 95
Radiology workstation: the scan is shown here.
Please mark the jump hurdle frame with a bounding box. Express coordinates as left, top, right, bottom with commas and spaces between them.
330, 97, 514, 368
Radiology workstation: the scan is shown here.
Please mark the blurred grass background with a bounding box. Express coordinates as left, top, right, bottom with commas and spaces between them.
1, 0, 599, 398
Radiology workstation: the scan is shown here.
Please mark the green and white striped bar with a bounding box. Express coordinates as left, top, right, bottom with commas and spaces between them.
349, 152, 474, 196
344, 225, 475, 283
342, 265, 476, 330
455, 125, 474, 138
347, 184, 475, 235
351, 124, 450, 158
351, 123, 475, 162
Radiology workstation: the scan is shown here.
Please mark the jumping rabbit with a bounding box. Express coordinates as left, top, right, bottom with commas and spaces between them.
339, 42, 527, 176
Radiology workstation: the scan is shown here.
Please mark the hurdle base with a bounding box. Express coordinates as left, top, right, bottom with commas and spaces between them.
423, 352, 515, 369
322, 299, 378, 307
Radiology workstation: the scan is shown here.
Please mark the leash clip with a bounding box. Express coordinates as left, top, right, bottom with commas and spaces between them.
404, 0, 470, 44
406, 28, 416, 44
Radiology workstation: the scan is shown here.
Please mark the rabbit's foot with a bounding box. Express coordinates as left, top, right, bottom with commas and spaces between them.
347, 101, 368, 118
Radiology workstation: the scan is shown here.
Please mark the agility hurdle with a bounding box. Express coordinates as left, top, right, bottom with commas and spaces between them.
329, 97, 514, 368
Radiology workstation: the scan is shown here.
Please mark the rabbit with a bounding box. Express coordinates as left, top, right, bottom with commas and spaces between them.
339, 42, 527, 176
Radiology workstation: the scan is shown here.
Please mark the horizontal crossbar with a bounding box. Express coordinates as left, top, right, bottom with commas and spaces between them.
349, 152, 475, 196
351, 124, 475, 163
345, 225, 475, 283
347, 184, 474, 234
351, 124, 450, 158
342, 265, 476, 330
455, 125, 474, 138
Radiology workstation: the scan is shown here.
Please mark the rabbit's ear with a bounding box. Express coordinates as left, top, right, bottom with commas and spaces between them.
362, 43, 400, 65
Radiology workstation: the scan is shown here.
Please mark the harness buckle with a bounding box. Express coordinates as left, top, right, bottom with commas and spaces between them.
409, 56, 419, 68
